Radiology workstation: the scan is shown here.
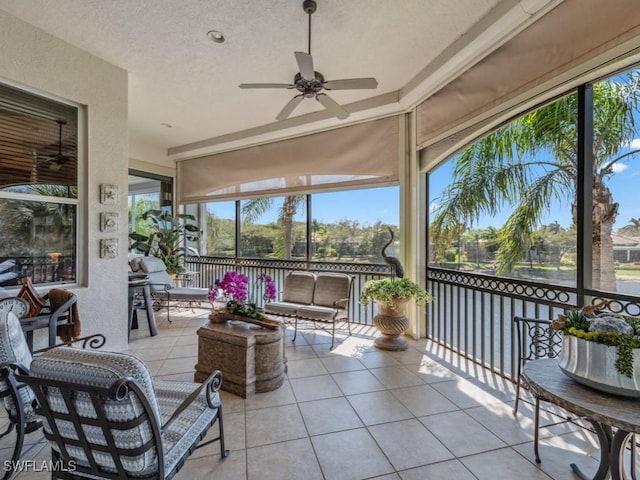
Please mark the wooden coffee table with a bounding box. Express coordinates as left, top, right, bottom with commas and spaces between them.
194, 320, 286, 398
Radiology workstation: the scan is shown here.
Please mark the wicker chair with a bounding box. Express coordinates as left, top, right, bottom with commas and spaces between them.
0, 311, 105, 480
12, 347, 228, 479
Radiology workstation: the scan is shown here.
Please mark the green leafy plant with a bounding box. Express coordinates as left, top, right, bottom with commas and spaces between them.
553, 307, 640, 377
129, 209, 200, 274
360, 277, 432, 307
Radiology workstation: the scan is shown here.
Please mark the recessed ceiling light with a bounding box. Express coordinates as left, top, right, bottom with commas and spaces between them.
207, 30, 225, 44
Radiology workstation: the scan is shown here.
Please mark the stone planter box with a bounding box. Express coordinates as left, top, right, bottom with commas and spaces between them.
558, 335, 640, 397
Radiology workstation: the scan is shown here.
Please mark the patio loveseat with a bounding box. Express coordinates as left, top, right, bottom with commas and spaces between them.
265, 271, 352, 349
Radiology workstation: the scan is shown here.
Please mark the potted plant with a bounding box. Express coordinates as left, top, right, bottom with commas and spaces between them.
360, 277, 432, 351
207, 271, 278, 328
129, 209, 200, 275
552, 306, 640, 397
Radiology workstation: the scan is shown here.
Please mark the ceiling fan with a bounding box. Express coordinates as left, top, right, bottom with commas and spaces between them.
33, 119, 71, 171
239, 0, 378, 121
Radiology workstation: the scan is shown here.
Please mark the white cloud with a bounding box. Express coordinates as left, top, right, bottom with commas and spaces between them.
611, 163, 628, 173
628, 138, 640, 149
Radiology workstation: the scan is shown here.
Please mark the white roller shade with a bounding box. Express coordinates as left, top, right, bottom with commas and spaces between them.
178, 116, 400, 203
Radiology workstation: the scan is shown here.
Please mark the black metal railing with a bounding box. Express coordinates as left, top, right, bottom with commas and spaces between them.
0, 255, 76, 287
427, 268, 577, 381
427, 267, 640, 382
185, 256, 392, 325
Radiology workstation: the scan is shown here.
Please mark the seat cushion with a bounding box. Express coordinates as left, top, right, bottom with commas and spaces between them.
264, 301, 299, 317
312, 273, 351, 308
282, 272, 316, 305
297, 305, 346, 322
138, 257, 176, 290
30, 348, 162, 476
154, 286, 210, 302
0, 312, 36, 419
154, 380, 219, 477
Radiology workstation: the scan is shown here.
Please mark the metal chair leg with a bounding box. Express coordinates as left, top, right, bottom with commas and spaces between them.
330, 322, 336, 350
0, 420, 14, 440
513, 377, 522, 415
292, 317, 298, 343
2, 411, 25, 480
217, 408, 229, 458
534, 397, 541, 463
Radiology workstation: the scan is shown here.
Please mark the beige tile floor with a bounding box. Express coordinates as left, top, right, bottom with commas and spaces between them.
1, 308, 603, 480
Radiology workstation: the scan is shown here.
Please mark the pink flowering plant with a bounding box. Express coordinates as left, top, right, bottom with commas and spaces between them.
208, 271, 276, 320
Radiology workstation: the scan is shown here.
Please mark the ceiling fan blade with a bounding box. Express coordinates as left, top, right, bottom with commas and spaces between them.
323, 77, 378, 90
316, 93, 349, 120
276, 95, 304, 121
294, 52, 315, 80
239, 83, 293, 89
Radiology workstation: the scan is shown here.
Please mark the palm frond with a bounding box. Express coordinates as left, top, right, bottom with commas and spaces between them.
495, 171, 562, 273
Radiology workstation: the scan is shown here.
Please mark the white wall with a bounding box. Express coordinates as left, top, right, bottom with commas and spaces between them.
0, 10, 129, 350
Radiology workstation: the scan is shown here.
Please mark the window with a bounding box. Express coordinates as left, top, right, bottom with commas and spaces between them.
429, 92, 579, 286
127, 171, 173, 237
591, 67, 640, 294
203, 201, 236, 257
312, 187, 399, 263
240, 195, 307, 259
185, 185, 400, 263
0, 83, 78, 287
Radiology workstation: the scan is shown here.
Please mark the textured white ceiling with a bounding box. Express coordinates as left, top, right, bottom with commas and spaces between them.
0, 0, 556, 158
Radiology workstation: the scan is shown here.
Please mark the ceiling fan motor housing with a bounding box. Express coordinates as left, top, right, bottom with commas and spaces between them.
294, 71, 325, 97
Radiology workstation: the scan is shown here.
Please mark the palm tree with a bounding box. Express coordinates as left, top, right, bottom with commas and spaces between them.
431, 70, 640, 290
242, 195, 306, 259
619, 217, 640, 235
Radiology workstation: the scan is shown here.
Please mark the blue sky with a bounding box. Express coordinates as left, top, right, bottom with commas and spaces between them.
207, 186, 400, 226
428, 139, 640, 232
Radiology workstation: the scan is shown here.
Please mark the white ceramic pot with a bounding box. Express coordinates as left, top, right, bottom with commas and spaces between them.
558, 335, 640, 397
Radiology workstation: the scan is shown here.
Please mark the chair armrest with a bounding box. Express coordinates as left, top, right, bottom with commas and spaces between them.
48, 295, 77, 324
333, 298, 349, 309
148, 283, 172, 292
0, 361, 30, 378
161, 370, 223, 432
33, 333, 106, 354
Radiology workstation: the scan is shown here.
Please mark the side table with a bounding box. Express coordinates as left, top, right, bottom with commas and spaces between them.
194, 321, 285, 398
128, 276, 158, 340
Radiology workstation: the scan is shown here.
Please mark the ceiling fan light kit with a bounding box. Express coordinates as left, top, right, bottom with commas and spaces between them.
239, 0, 378, 121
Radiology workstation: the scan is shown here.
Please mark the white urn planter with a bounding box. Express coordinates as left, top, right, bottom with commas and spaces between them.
373, 299, 409, 351
558, 335, 640, 398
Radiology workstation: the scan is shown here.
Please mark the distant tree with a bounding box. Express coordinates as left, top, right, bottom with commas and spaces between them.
619, 217, 640, 236
241, 196, 306, 259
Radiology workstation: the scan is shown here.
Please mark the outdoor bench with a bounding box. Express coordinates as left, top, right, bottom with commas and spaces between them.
265, 271, 352, 349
